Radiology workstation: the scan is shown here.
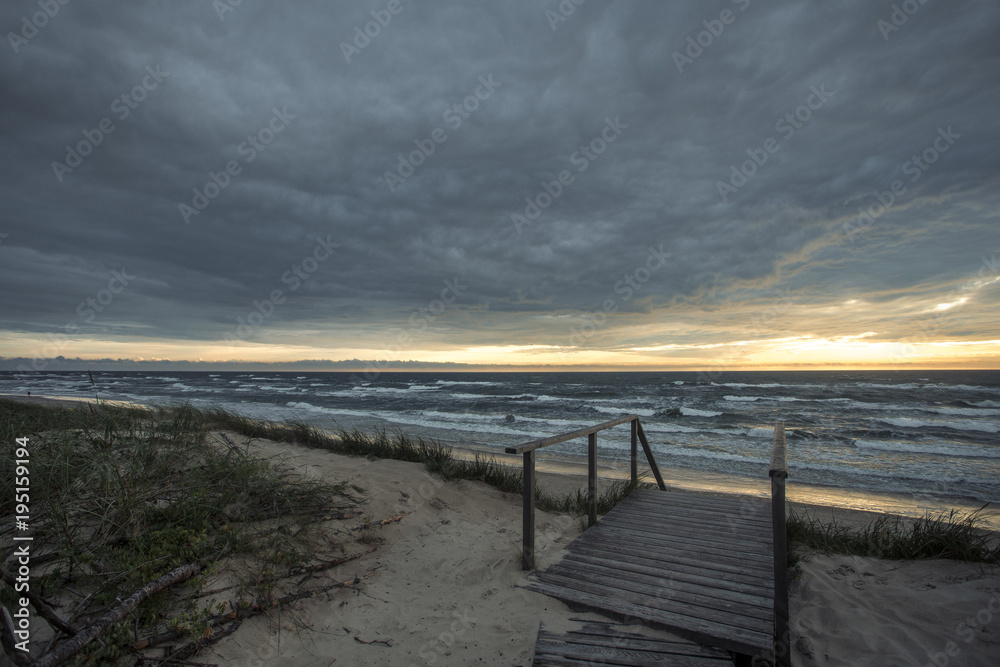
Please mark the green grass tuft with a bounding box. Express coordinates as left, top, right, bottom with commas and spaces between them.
787, 506, 1000, 564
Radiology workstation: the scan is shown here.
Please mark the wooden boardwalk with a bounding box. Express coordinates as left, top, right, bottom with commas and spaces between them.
526, 488, 777, 660
534, 619, 732, 666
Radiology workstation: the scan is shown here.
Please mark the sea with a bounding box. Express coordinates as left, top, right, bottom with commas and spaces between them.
3, 369, 999, 526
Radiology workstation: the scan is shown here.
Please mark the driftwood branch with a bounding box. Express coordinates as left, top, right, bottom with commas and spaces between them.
351, 513, 411, 530
0, 566, 78, 638
33, 562, 201, 667
136, 569, 378, 661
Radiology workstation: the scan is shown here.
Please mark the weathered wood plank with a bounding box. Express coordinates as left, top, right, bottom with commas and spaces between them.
568, 531, 774, 581
582, 523, 773, 569
565, 541, 773, 593
559, 552, 773, 605
527, 578, 769, 656
615, 499, 773, 527
535, 567, 772, 634
597, 514, 773, 553
542, 560, 772, 619
622, 491, 772, 523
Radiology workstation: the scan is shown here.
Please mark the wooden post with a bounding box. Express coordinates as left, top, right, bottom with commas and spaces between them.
630, 418, 638, 486
522, 450, 535, 570
769, 421, 790, 667
635, 420, 667, 490
588, 432, 597, 527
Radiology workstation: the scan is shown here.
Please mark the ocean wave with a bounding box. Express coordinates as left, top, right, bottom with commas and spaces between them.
680, 407, 722, 417
593, 405, 656, 417
854, 439, 1000, 459
723, 395, 764, 402
434, 380, 505, 387
881, 417, 999, 433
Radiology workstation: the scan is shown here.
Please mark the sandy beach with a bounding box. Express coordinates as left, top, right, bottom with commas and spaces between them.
195, 429, 1000, 666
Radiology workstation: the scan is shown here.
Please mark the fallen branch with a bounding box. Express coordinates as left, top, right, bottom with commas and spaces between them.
286, 547, 377, 577
351, 513, 411, 530
33, 562, 202, 667
137, 569, 379, 662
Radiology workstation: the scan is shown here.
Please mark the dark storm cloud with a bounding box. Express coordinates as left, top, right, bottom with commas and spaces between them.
1, 0, 999, 363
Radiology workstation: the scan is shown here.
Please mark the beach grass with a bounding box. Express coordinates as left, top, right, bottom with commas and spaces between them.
0, 399, 365, 664
788, 507, 1000, 564
204, 405, 646, 515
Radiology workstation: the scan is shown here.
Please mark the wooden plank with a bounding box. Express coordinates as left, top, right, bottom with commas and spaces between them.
505, 413, 636, 454
569, 531, 774, 579
584, 523, 774, 568
522, 450, 535, 570
565, 541, 773, 593
600, 513, 773, 551
635, 420, 667, 490
616, 499, 765, 524
545, 558, 772, 613
534, 635, 728, 667
559, 550, 773, 601
624, 490, 772, 522
527, 578, 769, 656
567, 622, 731, 658
534, 569, 771, 637
536, 566, 772, 634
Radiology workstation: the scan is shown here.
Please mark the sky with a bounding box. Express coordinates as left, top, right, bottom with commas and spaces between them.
1, 0, 999, 372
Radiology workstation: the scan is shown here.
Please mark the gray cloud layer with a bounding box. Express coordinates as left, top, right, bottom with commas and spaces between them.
2, 0, 999, 366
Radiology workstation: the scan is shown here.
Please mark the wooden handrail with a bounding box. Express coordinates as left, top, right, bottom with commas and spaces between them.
504, 414, 637, 455
510, 415, 665, 570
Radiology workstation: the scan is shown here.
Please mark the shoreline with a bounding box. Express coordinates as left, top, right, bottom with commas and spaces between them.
6, 392, 997, 532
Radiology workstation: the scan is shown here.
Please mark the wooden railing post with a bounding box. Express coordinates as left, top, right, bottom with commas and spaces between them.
630, 419, 638, 486
588, 432, 597, 527
635, 420, 667, 491
522, 450, 535, 570
769, 421, 790, 667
